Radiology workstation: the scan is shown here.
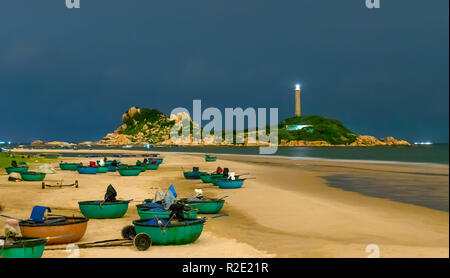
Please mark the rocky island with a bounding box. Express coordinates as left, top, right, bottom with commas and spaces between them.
29, 106, 411, 147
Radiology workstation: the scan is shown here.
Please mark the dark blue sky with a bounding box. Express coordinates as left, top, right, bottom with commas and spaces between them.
0, 0, 448, 143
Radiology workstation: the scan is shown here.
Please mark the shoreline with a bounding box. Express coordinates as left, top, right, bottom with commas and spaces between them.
2, 149, 448, 257
10, 148, 450, 168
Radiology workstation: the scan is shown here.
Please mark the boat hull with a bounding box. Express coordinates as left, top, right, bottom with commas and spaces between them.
59, 163, 80, 171
205, 157, 216, 162
97, 166, 109, 173
0, 237, 46, 258
77, 167, 98, 175
19, 217, 88, 245
180, 199, 225, 214
146, 164, 159, 170
183, 171, 207, 180
78, 201, 130, 219
137, 208, 198, 220
20, 172, 46, 181
200, 174, 223, 183
214, 179, 244, 189
6, 166, 29, 174
118, 169, 141, 176
133, 218, 205, 245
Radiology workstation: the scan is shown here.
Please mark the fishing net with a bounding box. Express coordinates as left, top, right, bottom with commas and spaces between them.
4, 219, 21, 239
39, 164, 56, 174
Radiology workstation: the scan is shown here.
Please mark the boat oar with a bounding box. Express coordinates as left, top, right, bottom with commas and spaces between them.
206, 213, 229, 220
0, 215, 25, 221
218, 196, 229, 200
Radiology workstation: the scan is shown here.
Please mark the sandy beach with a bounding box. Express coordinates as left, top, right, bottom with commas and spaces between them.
1, 149, 448, 258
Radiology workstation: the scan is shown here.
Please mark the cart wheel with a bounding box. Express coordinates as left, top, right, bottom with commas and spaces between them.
121, 225, 136, 240
133, 233, 151, 251
42, 182, 45, 189
75, 180, 79, 188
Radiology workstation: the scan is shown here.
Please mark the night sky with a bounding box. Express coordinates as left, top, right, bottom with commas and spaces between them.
0, 0, 448, 143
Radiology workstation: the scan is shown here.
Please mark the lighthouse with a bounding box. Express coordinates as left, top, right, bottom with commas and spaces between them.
295, 84, 301, 117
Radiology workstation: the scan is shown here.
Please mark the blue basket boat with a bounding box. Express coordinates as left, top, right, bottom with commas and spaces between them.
77, 167, 99, 175
213, 179, 245, 189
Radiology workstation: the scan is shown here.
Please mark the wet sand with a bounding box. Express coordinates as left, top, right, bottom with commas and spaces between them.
1, 149, 448, 258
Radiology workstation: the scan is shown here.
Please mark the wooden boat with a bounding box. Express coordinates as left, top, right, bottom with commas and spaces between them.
146, 164, 159, 170
200, 174, 223, 183
183, 171, 207, 180
97, 166, 109, 173
77, 167, 98, 175
118, 168, 141, 176
133, 218, 206, 245
78, 200, 130, 219
20, 172, 46, 181
19, 217, 88, 245
59, 163, 81, 171
179, 198, 225, 214
0, 237, 47, 258
5, 166, 29, 174
205, 156, 217, 162
213, 179, 245, 189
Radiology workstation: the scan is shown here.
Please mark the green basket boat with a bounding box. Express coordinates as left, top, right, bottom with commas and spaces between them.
205, 156, 217, 162
5, 166, 29, 174
59, 163, 81, 171
97, 166, 109, 173
20, 172, 46, 181
78, 200, 130, 219
183, 171, 207, 180
200, 174, 224, 183
131, 166, 146, 172
0, 237, 47, 258
146, 164, 159, 170
118, 168, 141, 176
179, 198, 225, 214
137, 207, 199, 220
117, 164, 129, 170
133, 218, 206, 245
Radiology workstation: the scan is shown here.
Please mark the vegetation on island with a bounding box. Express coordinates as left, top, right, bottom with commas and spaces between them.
278, 116, 358, 145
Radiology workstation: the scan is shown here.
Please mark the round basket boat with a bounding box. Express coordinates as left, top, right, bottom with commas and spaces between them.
77, 167, 98, 175
20, 172, 46, 181
117, 164, 128, 170
59, 163, 81, 171
205, 157, 216, 162
179, 198, 225, 214
97, 166, 109, 173
183, 171, 207, 180
19, 217, 88, 245
78, 200, 130, 219
133, 218, 206, 245
0, 237, 47, 258
137, 206, 199, 220
213, 179, 244, 189
118, 168, 141, 176
200, 174, 223, 183
131, 165, 146, 172
146, 164, 159, 170
5, 166, 29, 174
107, 165, 117, 172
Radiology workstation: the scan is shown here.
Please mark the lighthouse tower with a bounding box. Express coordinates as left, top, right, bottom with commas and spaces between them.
295, 84, 301, 117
